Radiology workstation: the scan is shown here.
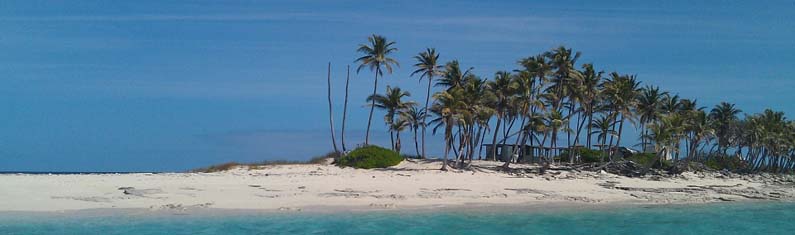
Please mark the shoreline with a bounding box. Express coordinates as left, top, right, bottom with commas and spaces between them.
1, 201, 791, 218
1, 160, 793, 213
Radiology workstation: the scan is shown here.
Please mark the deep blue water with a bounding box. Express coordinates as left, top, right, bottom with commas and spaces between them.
1, 203, 794, 235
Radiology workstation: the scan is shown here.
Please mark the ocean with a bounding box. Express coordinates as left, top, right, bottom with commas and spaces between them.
1, 202, 793, 235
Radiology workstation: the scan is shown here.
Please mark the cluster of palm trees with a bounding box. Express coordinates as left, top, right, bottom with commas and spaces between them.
346, 34, 795, 173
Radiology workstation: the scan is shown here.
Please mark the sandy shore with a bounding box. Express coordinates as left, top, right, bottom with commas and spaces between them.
1, 160, 793, 212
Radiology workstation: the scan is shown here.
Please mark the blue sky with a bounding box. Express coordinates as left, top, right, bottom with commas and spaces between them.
1, 0, 793, 172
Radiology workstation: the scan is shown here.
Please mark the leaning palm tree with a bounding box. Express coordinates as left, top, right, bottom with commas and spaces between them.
411, 48, 443, 159
355, 34, 399, 145
366, 86, 413, 151
486, 71, 517, 160
601, 72, 641, 156
400, 104, 425, 157
430, 88, 467, 171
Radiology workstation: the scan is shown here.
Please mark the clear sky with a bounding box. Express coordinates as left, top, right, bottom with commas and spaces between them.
1, 0, 793, 172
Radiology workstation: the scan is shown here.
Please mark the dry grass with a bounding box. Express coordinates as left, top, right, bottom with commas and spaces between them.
190, 152, 341, 173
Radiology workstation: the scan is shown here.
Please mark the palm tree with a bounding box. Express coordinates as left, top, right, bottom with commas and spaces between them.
486, 71, 517, 160
544, 46, 581, 112
411, 48, 443, 159
430, 88, 467, 171
366, 86, 413, 151
578, 63, 603, 149
684, 110, 714, 160
645, 113, 682, 167
436, 60, 473, 90
390, 119, 410, 153
461, 76, 495, 164
591, 115, 615, 150
400, 104, 425, 157
355, 34, 399, 146
601, 72, 641, 157
709, 102, 742, 155
543, 109, 569, 161
636, 86, 667, 151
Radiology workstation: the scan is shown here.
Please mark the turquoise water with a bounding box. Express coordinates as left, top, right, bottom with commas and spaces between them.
1, 203, 794, 235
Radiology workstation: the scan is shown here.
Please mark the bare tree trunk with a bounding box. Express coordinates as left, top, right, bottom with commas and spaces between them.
421, 76, 433, 159
365, 67, 380, 145
341, 65, 351, 152
326, 62, 339, 153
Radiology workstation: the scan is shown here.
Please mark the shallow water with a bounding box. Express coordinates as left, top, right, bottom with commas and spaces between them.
1, 202, 794, 235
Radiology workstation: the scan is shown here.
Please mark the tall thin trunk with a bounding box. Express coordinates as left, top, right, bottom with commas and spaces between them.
390, 130, 395, 151
395, 130, 401, 153
607, 111, 618, 157
413, 127, 420, 157
326, 62, 339, 153
478, 126, 487, 160
571, 111, 587, 163
586, 110, 594, 148
365, 67, 380, 145
421, 75, 433, 159
614, 116, 625, 161
490, 116, 503, 161
442, 124, 452, 171
341, 65, 351, 152
503, 115, 527, 169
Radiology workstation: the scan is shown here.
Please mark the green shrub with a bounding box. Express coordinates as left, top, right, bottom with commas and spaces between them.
626, 153, 672, 169
704, 155, 747, 171
558, 148, 607, 163
337, 145, 403, 169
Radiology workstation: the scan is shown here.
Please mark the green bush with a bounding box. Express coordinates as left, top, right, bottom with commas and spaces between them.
626, 153, 672, 169
704, 155, 747, 171
336, 145, 403, 169
558, 148, 607, 163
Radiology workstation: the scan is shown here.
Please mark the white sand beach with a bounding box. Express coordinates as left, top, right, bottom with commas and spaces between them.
1, 160, 793, 212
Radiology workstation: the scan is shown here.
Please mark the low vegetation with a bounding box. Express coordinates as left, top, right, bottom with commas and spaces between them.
190, 152, 338, 173
336, 145, 403, 169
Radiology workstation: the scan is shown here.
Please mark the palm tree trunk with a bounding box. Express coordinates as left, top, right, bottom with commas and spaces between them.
390, 130, 395, 151
421, 76, 433, 159
395, 130, 401, 153
442, 125, 452, 171
478, 126, 487, 160
365, 67, 380, 146
490, 116, 502, 161
503, 114, 528, 169
341, 65, 351, 152
614, 116, 625, 161
413, 127, 420, 157
586, 110, 594, 148
326, 62, 339, 153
